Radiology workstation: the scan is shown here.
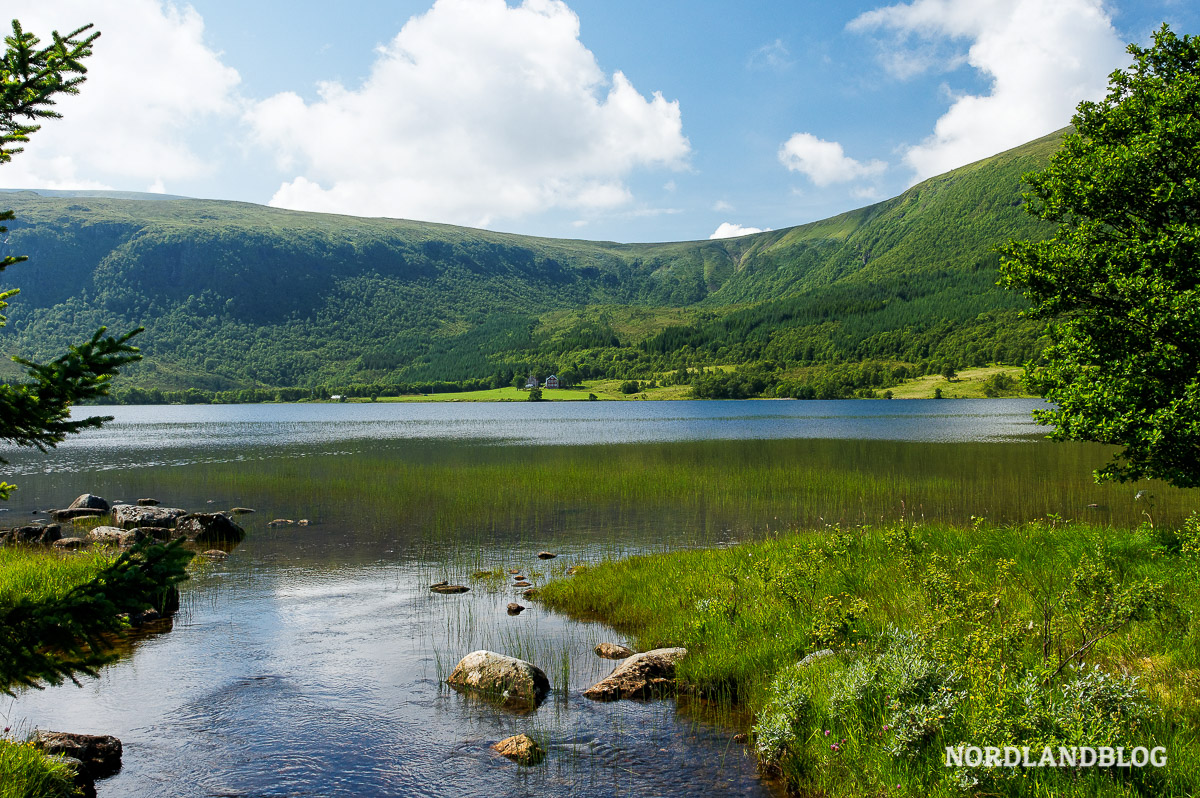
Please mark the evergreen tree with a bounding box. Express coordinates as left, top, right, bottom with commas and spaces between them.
0, 19, 192, 693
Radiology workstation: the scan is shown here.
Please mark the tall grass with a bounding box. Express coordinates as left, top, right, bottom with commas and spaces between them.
539, 519, 1200, 796
0, 737, 76, 798
0, 547, 115, 606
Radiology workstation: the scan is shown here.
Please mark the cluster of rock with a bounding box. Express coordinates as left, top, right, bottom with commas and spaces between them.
447, 642, 684, 767
0, 493, 247, 549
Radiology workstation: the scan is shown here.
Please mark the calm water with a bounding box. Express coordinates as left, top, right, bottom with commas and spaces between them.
3, 400, 1193, 797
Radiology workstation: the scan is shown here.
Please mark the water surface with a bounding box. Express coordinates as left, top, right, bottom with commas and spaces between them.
3, 400, 1193, 797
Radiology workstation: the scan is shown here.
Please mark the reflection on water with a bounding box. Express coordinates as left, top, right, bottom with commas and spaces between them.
3, 400, 1196, 797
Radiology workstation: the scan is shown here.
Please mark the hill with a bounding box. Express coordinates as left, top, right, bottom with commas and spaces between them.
0, 130, 1062, 400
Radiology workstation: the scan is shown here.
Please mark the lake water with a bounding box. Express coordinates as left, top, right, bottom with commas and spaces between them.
3, 400, 1194, 797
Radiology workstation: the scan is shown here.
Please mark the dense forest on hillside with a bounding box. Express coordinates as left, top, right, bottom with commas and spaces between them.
0, 130, 1063, 401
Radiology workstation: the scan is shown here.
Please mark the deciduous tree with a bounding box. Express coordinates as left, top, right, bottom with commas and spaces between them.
1000, 24, 1200, 487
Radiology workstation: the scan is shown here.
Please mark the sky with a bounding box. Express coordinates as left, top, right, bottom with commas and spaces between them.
3, 0, 1195, 243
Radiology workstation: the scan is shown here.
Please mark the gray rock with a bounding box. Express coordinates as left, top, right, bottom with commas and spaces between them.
86, 526, 144, 547
447, 650, 550, 709
583, 647, 687, 701
52, 537, 87, 550
113, 505, 187, 530
33, 731, 122, 779
175, 513, 246, 544
68, 494, 110, 512
51, 507, 106, 522
3, 524, 63, 545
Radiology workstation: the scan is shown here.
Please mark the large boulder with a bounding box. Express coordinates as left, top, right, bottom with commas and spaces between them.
33, 731, 122, 779
583, 647, 687, 701
68, 494, 110, 512
175, 513, 245, 544
447, 650, 550, 709
113, 505, 187, 530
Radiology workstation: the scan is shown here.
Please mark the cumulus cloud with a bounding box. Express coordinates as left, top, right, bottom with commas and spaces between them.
0, 0, 241, 192
849, 0, 1127, 182
710, 222, 770, 239
246, 0, 690, 226
778, 133, 886, 186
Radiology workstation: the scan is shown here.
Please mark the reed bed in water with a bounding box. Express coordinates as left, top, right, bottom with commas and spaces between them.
539, 519, 1200, 797
123, 438, 1200, 538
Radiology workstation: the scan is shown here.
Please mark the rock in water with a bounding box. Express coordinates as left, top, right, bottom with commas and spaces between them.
447, 650, 550, 709
68, 494, 110, 512
34, 731, 122, 778
492, 733, 545, 766
594, 643, 634, 660
86, 526, 145, 547
136, 498, 159, 506
537, 551, 557, 559
175, 513, 246, 544
51, 507, 106, 522
230, 507, 255, 514
112, 505, 187, 530
431, 584, 469, 594
583, 647, 687, 701
507, 603, 525, 615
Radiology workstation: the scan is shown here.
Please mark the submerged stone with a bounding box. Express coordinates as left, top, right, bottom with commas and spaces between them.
431, 584, 469, 594
492, 733, 545, 766
594, 643, 634, 660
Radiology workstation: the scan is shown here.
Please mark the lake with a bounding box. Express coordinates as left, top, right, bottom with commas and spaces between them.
3, 399, 1195, 797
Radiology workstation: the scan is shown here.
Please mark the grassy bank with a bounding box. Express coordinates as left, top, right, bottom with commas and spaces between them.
0, 547, 116, 797
0, 738, 76, 798
0, 546, 116, 605
539, 519, 1200, 796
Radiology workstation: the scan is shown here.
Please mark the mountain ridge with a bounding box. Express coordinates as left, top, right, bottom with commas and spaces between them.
0, 129, 1063, 395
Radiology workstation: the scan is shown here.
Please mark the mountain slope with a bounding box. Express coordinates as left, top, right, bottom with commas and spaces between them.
0, 130, 1061, 392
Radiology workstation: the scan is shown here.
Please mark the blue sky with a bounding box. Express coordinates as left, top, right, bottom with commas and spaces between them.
5, 0, 1196, 242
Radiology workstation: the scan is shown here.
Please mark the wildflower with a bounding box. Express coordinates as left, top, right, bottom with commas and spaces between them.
824, 729, 830, 736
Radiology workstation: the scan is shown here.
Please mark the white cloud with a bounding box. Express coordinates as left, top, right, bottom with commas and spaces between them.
778, 133, 886, 186
246, 0, 690, 227
710, 222, 770, 239
849, 0, 1127, 182
748, 39, 793, 71
0, 1, 241, 192
712, 199, 734, 212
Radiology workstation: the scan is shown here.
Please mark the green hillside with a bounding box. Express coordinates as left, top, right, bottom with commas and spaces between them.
0, 130, 1062, 400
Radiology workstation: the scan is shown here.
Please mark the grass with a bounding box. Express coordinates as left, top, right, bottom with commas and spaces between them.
888, 366, 1033, 399
0, 546, 115, 606
539, 518, 1200, 797
0, 738, 76, 798
362, 381, 693, 401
